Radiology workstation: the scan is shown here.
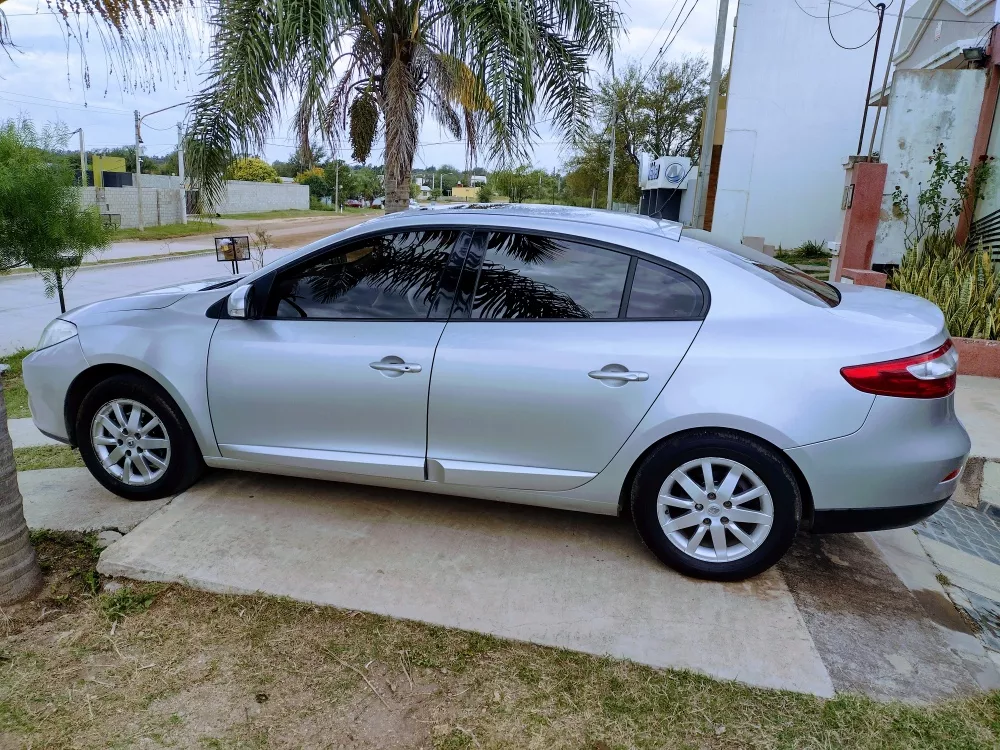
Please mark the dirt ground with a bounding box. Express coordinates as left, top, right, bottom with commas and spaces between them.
1, 533, 998, 750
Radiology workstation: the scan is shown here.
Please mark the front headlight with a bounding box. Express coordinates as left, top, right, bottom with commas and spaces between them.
36, 319, 78, 351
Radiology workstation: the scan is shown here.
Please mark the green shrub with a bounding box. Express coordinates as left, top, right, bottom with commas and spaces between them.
891, 243, 1000, 340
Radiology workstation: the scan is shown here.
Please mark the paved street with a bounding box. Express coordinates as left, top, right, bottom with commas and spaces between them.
0, 213, 375, 354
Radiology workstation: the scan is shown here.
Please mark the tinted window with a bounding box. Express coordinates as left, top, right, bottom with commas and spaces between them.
627, 260, 704, 318
269, 230, 459, 319
682, 228, 840, 308
470, 233, 630, 319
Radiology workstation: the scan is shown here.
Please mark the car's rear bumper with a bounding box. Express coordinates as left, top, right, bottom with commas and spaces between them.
786, 393, 970, 524
809, 498, 948, 534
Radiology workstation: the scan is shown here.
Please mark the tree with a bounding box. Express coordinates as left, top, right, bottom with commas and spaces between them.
563, 56, 712, 206
489, 166, 540, 203
0, 118, 113, 312
226, 157, 281, 183
476, 184, 494, 202
323, 161, 358, 203
184, 0, 619, 214
294, 166, 330, 198
353, 167, 382, 203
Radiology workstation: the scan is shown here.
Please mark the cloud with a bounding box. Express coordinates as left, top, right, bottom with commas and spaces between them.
0, 0, 728, 168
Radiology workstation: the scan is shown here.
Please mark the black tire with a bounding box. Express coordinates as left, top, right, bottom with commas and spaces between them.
630, 430, 802, 581
76, 373, 205, 501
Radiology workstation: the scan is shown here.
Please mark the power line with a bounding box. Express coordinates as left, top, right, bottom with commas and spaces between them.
793, 0, 866, 19
637, 0, 685, 64
827, 0, 884, 49
0, 89, 131, 115
826, 0, 995, 23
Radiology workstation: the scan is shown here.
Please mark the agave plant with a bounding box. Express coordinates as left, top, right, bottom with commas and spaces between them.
185, 0, 620, 213
892, 243, 1000, 340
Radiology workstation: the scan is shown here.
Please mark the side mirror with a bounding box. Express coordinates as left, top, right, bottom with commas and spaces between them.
227, 285, 255, 319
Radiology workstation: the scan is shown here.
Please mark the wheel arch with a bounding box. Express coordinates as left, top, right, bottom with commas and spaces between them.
64, 362, 209, 453
617, 426, 815, 529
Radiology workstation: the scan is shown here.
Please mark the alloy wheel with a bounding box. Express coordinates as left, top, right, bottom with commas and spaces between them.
656, 457, 774, 563
90, 399, 171, 486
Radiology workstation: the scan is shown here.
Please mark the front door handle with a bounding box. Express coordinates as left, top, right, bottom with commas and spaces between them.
588, 366, 649, 383
370, 359, 422, 375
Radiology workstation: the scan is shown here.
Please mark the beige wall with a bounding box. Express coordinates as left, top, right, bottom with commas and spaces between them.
894, 0, 995, 71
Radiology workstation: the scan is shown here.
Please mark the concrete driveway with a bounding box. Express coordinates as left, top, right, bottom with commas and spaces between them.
95, 470, 1000, 702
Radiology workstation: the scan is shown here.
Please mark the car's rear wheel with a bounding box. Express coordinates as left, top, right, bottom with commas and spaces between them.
76, 374, 205, 501
630, 430, 801, 581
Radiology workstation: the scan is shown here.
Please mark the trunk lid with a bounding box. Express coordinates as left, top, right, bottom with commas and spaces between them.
829, 283, 948, 357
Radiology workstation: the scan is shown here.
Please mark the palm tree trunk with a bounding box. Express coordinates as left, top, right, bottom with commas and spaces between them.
382, 58, 418, 215
0, 389, 43, 605
384, 169, 412, 214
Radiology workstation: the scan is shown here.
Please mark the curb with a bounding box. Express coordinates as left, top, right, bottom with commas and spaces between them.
954, 456, 1000, 521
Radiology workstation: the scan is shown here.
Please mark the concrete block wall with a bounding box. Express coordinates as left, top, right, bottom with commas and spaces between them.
204, 180, 309, 215
81, 186, 184, 229
137, 174, 182, 189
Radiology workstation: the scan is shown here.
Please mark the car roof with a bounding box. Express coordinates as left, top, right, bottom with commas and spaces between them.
380, 203, 683, 241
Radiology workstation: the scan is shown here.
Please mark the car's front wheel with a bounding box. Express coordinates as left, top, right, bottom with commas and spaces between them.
630, 430, 802, 581
76, 374, 205, 501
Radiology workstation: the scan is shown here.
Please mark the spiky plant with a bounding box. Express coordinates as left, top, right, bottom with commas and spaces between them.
184, 0, 619, 213
892, 243, 1000, 340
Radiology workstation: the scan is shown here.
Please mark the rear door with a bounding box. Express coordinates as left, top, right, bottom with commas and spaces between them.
426, 230, 706, 491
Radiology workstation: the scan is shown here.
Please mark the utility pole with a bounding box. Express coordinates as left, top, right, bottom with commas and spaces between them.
177, 122, 187, 225
134, 102, 188, 232
335, 158, 340, 212
69, 128, 86, 186
693, 0, 730, 229
605, 51, 618, 211
134, 110, 144, 231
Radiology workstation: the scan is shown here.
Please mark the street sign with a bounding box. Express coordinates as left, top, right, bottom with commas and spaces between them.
215, 235, 250, 274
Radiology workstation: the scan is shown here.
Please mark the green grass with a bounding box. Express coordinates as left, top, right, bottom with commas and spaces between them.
13, 444, 84, 471
1, 348, 31, 419
111, 220, 218, 240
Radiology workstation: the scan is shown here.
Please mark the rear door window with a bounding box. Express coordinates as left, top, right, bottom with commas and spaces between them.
469, 232, 631, 319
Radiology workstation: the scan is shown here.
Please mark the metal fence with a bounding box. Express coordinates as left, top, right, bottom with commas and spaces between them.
968, 207, 1000, 265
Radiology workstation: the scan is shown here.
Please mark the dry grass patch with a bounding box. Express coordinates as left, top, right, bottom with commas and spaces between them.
0, 535, 998, 749
1, 348, 31, 419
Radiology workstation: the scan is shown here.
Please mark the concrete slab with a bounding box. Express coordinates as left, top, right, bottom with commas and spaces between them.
919, 535, 1000, 604
99, 471, 834, 697
955, 375, 1000, 460
779, 531, 996, 701
9, 418, 59, 448
18, 468, 172, 533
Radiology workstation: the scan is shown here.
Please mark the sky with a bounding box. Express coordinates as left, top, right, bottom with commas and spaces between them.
0, 0, 737, 171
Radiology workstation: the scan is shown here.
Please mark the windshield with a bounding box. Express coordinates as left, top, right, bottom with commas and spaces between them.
683, 228, 840, 308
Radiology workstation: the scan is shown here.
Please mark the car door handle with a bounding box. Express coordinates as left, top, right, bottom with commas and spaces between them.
369, 361, 422, 374
588, 369, 649, 382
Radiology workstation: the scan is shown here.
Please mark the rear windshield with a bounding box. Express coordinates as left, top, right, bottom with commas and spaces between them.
683, 228, 840, 308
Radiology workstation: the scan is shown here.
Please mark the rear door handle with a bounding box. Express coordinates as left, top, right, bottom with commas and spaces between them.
370, 361, 422, 374
588, 369, 649, 382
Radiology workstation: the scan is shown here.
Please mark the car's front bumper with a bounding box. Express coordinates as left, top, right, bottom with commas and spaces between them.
786, 393, 969, 531
22, 335, 90, 443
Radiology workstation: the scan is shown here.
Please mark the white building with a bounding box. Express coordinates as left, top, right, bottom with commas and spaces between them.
709, 0, 893, 249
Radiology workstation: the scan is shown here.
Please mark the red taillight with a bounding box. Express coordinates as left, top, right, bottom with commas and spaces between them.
941, 468, 960, 482
840, 340, 958, 399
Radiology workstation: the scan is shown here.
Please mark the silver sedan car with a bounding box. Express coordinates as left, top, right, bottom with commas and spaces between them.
23, 205, 970, 580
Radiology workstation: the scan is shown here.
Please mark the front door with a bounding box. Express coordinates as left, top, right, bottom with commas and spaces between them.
207, 228, 466, 480
427, 231, 706, 491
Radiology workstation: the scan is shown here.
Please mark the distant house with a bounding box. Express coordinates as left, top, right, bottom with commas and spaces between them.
470, 175, 487, 186
451, 183, 479, 200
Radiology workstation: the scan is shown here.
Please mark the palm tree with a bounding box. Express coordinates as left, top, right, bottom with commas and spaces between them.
0, 391, 43, 605
185, 0, 619, 213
